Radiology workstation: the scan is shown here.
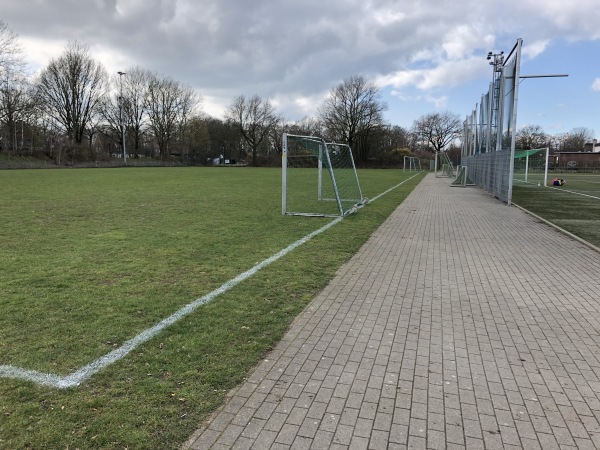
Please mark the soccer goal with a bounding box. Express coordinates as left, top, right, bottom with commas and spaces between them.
282, 133, 366, 217
513, 147, 550, 186
403, 156, 422, 172
435, 151, 456, 178
450, 165, 475, 187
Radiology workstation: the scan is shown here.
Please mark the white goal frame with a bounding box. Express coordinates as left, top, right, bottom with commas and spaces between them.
403, 156, 422, 172
282, 133, 366, 217
435, 151, 456, 178
513, 147, 550, 186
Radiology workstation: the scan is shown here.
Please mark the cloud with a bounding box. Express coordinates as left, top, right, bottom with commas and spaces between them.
19, 37, 65, 73
376, 54, 485, 93
520, 0, 600, 39
593, 79, 600, 91
521, 40, 550, 59
3, 0, 600, 128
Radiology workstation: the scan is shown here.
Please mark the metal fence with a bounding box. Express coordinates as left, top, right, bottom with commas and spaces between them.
462, 39, 523, 204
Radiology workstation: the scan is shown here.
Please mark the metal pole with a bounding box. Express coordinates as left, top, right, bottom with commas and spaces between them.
506, 38, 523, 206
544, 147, 549, 187
282, 133, 288, 215
117, 71, 127, 165
486, 51, 504, 153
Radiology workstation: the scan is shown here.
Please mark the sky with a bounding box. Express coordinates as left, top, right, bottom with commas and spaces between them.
3, 0, 600, 138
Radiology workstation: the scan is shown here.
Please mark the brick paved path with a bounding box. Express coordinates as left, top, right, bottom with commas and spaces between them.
184, 173, 600, 449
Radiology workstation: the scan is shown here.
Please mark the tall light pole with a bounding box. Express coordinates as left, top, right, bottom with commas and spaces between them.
486, 51, 504, 152
117, 71, 127, 165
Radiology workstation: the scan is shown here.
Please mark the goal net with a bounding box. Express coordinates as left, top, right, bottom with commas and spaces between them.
513, 147, 549, 186
403, 156, 422, 172
435, 152, 456, 178
282, 133, 366, 217
450, 165, 475, 187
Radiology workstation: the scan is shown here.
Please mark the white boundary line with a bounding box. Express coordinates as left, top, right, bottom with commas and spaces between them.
546, 185, 600, 201
514, 178, 600, 201
369, 172, 422, 203
0, 172, 422, 389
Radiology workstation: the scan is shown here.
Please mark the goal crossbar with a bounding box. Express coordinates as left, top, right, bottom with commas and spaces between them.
403, 156, 422, 172
282, 133, 365, 217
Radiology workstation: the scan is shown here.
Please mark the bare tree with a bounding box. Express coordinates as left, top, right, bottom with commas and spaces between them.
286, 116, 323, 137
412, 111, 462, 154
367, 124, 413, 166
124, 67, 151, 155
99, 75, 125, 156
0, 71, 35, 154
319, 75, 387, 164
100, 67, 151, 157
180, 115, 211, 163
0, 21, 24, 77
267, 120, 284, 163
561, 127, 594, 151
204, 117, 243, 162
146, 72, 199, 158
35, 41, 107, 145
516, 124, 549, 149
0, 21, 30, 154
380, 125, 411, 152
225, 95, 280, 166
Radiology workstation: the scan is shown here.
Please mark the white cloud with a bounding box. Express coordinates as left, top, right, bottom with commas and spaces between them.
3, 0, 600, 131
593, 79, 600, 91
201, 95, 228, 120
425, 94, 449, 109
19, 37, 64, 73
376, 55, 484, 93
521, 40, 550, 59
441, 25, 485, 60
375, 71, 424, 90
372, 9, 407, 27
521, 0, 600, 39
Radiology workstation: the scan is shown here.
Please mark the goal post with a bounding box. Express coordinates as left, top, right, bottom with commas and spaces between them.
282, 133, 366, 217
450, 165, 475, 187
513, 147, 550, 186
403, 156, 422, 172
435, 151, 456, 177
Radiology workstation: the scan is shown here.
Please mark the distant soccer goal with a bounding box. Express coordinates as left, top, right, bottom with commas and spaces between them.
513, 147, 550, 186
282, 133, 366, 217
435, 152, 456, 178
403, 156, 422, 172
450, 166, 475, 187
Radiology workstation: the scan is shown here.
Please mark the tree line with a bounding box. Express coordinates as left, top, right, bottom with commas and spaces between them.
0, 21, 593, 168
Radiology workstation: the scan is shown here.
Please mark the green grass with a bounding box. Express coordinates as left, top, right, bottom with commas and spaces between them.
0, 167, 425, 449
512, 171, 600, 247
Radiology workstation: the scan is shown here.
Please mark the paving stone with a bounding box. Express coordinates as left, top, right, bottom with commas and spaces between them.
183, 174, 600, 449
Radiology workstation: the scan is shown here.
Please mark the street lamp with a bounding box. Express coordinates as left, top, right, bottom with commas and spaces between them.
486, 51, 504, 73
117, 71, 127, 165
486, 51, 504, 152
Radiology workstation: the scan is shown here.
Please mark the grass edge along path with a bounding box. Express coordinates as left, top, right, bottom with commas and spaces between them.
0, 170, 425, 450
512, 203, 600, 254
512, 175, 600, 249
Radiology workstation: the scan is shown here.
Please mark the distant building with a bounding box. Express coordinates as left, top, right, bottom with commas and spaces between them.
556, 146, 600, 171
584, 139, 599, 153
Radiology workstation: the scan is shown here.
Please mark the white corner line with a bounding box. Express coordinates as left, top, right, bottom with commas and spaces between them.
0, 217, 342, 388
0, 172, 422, 389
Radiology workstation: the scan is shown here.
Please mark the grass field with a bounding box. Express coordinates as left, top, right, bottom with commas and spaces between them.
512, 171, 600, 247
0, 167, 425, 449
